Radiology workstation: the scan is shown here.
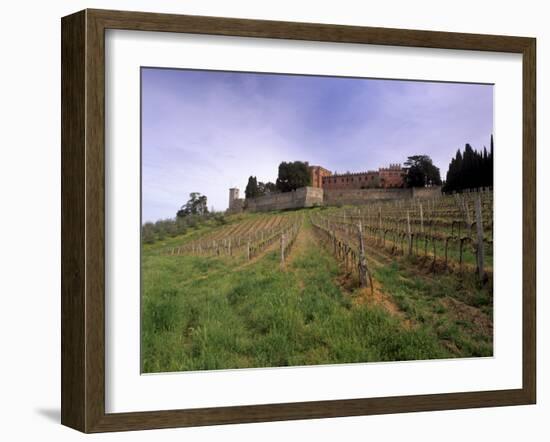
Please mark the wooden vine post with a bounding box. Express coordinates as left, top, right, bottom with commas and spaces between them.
406, 210, 412, 255
474, 194, 485, 281
378, 206, 383, 245
246, 239, 251, 261
280, 233, 286, 267
465, 198, 472, 227
419, 203, 424, 233
357, 221, 373, 295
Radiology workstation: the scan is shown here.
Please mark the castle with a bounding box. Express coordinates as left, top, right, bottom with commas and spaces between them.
309, 163, 406, 190
228, 163, 439, 213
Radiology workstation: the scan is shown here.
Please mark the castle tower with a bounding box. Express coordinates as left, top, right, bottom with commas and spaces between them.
309, 165, 333, 188
229, 188, 239, 209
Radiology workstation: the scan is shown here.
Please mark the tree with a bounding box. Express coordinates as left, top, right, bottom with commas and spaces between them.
245, 176, 260, 199
245, 177, 280, 199
258, 181, 278, 195
275, 161, 312, 192
489, 135, 494, 187
443, 138, 493, 193
175, 216, 188, 235
176, 192, 209, 218
141, 222, 156, 244
404, 155, 442, 188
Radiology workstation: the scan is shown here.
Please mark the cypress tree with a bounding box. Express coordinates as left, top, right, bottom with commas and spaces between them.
245, 176, 260, 198
443, 136, 494, 192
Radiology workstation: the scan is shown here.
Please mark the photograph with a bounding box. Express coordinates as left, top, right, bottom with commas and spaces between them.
140, 67, 494, 374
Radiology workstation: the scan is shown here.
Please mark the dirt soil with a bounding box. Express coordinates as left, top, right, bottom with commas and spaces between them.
303, 226, 411, 325
442, 296, 493, 337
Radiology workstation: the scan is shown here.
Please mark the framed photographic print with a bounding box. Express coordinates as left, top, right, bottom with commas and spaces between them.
61, 9, 536, 433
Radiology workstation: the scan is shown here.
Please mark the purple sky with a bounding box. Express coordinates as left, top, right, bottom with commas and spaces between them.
141, 68, 493, 222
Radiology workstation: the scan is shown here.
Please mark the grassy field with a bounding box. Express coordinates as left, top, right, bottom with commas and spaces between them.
141, 208, 493, 373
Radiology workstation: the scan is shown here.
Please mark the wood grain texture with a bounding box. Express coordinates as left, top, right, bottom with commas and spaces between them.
85, 9, 107, 433
522, 38, 536, 403
90, 8, 532, 52
61, 8, 537, 433
61, 10, 86, 431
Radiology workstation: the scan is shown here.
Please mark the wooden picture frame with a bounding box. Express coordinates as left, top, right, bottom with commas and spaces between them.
61, 8, 536, 433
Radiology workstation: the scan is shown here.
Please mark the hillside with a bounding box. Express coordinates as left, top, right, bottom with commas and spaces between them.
142, 192, 493, 373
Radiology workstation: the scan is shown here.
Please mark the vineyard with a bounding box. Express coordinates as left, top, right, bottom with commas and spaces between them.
310, 189, 493, 290
142, 191, 493, 373
164, 212, 303, 263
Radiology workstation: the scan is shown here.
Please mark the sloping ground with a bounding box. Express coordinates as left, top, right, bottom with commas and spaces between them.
308, 215, 493, 358
287, 222, 405, 321
142, 213, 451, 373
362, 243, 493, 357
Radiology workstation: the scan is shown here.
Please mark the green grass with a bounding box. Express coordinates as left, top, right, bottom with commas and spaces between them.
141, 219, 455, 373
373, 261, 493, 357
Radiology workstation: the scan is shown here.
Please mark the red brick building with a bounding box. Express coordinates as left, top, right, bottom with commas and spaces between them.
321, 170, 377, 189
309, 165, 333, 188
378, 164, 407, 188
319, 163, 406, 190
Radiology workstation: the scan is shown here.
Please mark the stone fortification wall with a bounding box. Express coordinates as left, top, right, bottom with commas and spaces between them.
245, 186, 323, 212
227, 198, 245, 214
411, 186, 442, 199
229, 186, 442, 213
323, 188, 411, 206
323, 186, 442, 206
